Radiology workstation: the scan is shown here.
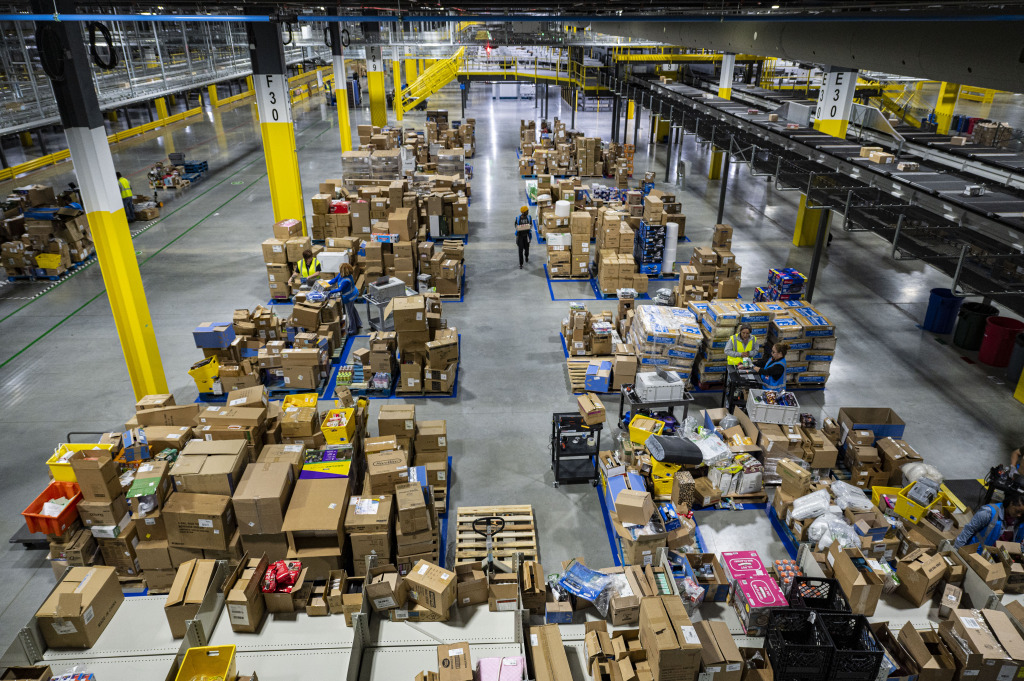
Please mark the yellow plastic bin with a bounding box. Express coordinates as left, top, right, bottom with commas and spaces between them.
188, 356, 219, 393
321, 407, 356, 445
871, 485, 902, 516
47, 443, 115, 482
895, 481, 946, 524
282, 393, 320, 409
628, 415, 664, 446
175, 645, 236, 681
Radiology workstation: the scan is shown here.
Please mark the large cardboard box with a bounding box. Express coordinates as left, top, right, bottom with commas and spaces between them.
694, 620, 743, 681
163, 493, 237, 551
171, 440, 247, 496
164, 559, 217, 639
639, 595, 702, 681
940, 609, 1019, 681
827, 543, 884, 616
437, 642, 473, 681
232, 462, 294, 535
282, 478, 350, 579
346, 495, 394, 534
959, 544, 1009, 591
35, 567, 123, 648
896, 548, 947, 606
403, 560, 456, 616
615, 489, 655, 526
896, 622, 956, 681
529, 625, 573, 681
223, 553, 269, 633
68, 450, 121, 502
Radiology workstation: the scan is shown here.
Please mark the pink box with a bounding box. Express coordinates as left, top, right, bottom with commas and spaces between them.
477, 655, 527, 681
733, 575, 788, 636
720, 550, 769, 582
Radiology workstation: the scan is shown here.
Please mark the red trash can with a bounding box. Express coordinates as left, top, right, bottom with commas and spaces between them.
979, 316, 1024, 367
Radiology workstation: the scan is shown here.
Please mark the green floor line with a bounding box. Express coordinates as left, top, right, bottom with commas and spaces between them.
0, 122, 334, 371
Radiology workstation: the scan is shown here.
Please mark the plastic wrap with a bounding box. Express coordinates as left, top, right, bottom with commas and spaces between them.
677, 575, 705, 616
593, 573, 631, 617
718, 415, 739, 430
831, 481, 873, 511
558, 560, 612, 603
790, 489, 832, 521
903, 462, 944, 485
814, 516, 860, 551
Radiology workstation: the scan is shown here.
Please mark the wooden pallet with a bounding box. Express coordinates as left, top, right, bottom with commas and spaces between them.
566, 356, 614, 393
454, 505, 538, 564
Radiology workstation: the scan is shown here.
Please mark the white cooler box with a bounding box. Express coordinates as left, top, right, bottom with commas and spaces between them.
636, 371, 686, 402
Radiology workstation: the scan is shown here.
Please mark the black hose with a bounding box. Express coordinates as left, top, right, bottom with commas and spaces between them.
282, 22, 293, 45
324, 27, 331, 49
88, 21, 118, 70
35, 24, 66, 82
341, 28, 350, 48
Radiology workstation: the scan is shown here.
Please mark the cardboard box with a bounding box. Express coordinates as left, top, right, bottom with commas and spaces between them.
395, 483, 430, 534
281, 477, 350, 549
529, 625, 573, 681
615, 489, 656, 525
172, 440, 247, 496
896, 622, 957, 681
896, 549, 947, 606
940, 609, 1018, 681
694, 620, 743, 681
403, 560, 456, 616
263, 567, 309, 613
164, 559, 217, 638
437, 642, 473, 681
35, 566, 123, 648
960, 544, 1009, 591
455, 562, 488, 608
68, 450, 121, 502
0, 666, 52, 681
577, 393, 606, 426
639, 596, 702, 681
777, 459, 811, 497
345, 495, 394, 534
827, 543, 883, 615
163, 493, 237, 551
232, 462, 294, 535
365, 564, 403, 611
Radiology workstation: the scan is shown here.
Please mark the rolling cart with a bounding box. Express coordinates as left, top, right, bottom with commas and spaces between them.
551, 412, 602, 488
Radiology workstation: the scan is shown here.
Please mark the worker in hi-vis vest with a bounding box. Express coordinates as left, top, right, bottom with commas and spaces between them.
292, 249, 323, 287
724, 324, 754, 366
116, 171, 135, 222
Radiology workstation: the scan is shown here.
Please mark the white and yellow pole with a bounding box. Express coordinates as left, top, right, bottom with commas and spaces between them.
813, 65, 858, 139
392, 55, 404, 121
718, 53, 735, 100
248, 16, 307, 232
33, 2, 167, 399
328, 13, 353, 152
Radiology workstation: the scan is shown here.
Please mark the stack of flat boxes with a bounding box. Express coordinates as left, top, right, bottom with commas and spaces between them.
262, 218, 313, 301
629, 305, 702, 384
633, 220, 667, 276
695, 301, 739, 387
764, 301, 837, 387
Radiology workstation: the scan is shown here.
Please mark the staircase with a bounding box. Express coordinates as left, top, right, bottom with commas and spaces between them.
759, 58, 778, 89
870, 81, 931, 128
399, 47, 466, 114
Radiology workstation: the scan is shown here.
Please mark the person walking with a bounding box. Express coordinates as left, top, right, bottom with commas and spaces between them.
116, 172, 135, 222
515, 206, 532, 269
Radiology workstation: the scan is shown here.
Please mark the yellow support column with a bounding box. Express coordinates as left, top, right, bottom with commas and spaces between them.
329, 20, 353, 152
1015, 368, 1024, 404
246, 75, 254, 92
793, 193, 830, 247
627, 100, 634, 121
19, 131, 33, 146
249, 20, 307, 232
154, 97, 168, 119
392, 58, 404, 121
708, 149, 724, 180
207, 84, 219, 108
168, 94, 176, 106
934, 82, 961, 135
33, 2, 166, 399
366, 46, 388, 127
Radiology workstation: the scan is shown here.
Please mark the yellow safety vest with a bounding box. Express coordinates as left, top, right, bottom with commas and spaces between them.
298, 257, 320, 278
727, 334, 753, 365
118, 176, 132, 199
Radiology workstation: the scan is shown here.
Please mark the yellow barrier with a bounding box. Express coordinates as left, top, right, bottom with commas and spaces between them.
1, 106, 204, 182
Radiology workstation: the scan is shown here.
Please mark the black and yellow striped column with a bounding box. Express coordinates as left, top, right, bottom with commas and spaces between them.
248, 16, 306, 232
32, 3, 167, 399
327, 13, 353, 152
366, 45, 388, 126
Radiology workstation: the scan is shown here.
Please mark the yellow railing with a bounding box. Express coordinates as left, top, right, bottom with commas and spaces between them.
0, 106, 203, 183
400, 48, 465, 113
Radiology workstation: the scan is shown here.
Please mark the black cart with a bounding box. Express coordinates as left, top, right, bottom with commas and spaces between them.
616, 384, 694, 428
722, 364, 763, 411
551, 412, 602, 487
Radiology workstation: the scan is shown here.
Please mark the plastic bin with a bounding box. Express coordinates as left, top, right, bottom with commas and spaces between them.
1007, 333, 1024, 384
953, 302, 998, 350
46, 443, 115, 482
321, 407, 357, 445
786, 578, 851, 613
820, 613, 885, 681
922, 288, 963, 334
895, 481, 946, 524
765, 609, 834, 680
978, 317, 1024, 367
746, 389, 800, 425
870, 486, 902, 516
175, 645, 236, 681
22, 481, 82, 535
628, 414, 664, 445
282, 393, 320, 409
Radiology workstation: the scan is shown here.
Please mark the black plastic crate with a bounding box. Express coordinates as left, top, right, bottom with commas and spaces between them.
765, 609, 834, 681
820, 613, 885, 681
786, 577, 851, 613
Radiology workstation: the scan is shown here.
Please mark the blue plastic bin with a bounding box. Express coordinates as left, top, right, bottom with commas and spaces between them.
922, 288, 963, 334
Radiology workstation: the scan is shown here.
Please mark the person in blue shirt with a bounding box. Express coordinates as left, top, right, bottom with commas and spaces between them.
753, 342, 788, 390
324, 262, 360, 335
954, 492, 1024, 551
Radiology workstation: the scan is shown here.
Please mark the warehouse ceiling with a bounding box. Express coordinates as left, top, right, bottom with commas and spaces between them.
44, 0, 1024, 17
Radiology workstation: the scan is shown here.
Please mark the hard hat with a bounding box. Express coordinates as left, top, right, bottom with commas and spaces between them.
520, 206, 529, 213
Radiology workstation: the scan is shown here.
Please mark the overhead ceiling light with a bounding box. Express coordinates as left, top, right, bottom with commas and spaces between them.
771, 4, 779, 8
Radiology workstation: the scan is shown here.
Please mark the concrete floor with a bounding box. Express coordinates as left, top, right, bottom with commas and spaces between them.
2, 81, 1024, 651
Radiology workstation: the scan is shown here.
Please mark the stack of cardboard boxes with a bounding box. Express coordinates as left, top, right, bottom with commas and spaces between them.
1, 185, 94, 278
628, 305, 702, 386
675, 225, 740, 305
560, 304, 614, 357
350, 294, 460, 395
262, 218, 316, 301
764, 300, 837, 387
546, 210, 593, 278
753, 267, 805, 303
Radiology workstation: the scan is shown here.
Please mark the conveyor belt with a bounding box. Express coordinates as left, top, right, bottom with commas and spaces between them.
615, 75, 1024, 312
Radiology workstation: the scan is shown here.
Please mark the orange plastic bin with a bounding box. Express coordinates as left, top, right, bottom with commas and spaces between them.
22, 481, 82, 535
